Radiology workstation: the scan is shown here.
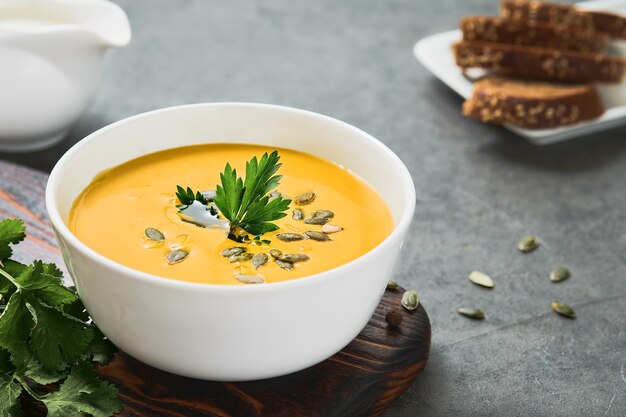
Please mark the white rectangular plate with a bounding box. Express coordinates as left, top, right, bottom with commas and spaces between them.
414, 0, 626, 145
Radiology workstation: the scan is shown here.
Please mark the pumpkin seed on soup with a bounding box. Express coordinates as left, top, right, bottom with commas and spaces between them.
551, 301, 576, 318
167, 249, 188, 264
229, 253, 254, 263
322, 224, 343, 234
220, 247, 247, 257
518, 235, 539, 253
278, 253, 310, 263
275, 259, 293, 271
304, 217, 329, 225
295, 192, 316, 206
457, 307, 485, 320
401, 290, 419, 311
276, 233, 305, 242
292, 209, 304, 220
311, 210, 334, 219
270, 249, 282, 258
468, 271, 495, 289
236, 274, 265, 284
305, 231, 331, 242
252, 253, 269, 269
145, 227, 165, 241
549, 266, 570, 283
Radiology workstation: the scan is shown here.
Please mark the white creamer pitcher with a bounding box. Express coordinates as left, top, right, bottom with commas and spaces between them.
0, 0, 130, 152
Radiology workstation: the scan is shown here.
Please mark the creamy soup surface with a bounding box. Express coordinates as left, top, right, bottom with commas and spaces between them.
69, 144, 394, 285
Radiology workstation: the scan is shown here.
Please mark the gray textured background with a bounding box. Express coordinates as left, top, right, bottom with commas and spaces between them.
1, 0, 625, 416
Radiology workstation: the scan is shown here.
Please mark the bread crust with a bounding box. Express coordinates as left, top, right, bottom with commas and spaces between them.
454, 40, 626, 83
462, 76, 604, 128
500, 0, 626, 38
460, 16, 610, 53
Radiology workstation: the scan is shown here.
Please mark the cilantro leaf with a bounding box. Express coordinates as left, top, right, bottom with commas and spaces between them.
0, 219, 26, 261
14, 348, 65, 385
0, 260, 25, 299
29, 302, 94, 371
85, 327, 117, 366
0, 292, 34, 359
42, 362, 122, 417
214, 151, 291, 237
0, 372, 22, 417
0, 348, 12, 375
18, 262, 78, 309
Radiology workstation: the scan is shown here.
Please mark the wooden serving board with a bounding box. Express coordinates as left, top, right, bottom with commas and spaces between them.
0, 160, 431, 417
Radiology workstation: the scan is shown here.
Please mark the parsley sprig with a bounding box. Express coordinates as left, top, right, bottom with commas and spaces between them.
0, 218, 121, 417
214, 151, 291, 237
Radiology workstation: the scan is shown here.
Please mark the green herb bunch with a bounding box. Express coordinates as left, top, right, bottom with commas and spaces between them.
0, 219, 121, 417
176, 151, 291, 240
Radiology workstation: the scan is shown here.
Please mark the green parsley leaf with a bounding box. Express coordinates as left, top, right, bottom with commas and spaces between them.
0, 219, 26, 261
0, 292, 34, 360
0, 372, 22, 417
175, 185, 209, 207
42, 362, 122, 417
214, 151, 291, 237
29, 301, 94, 371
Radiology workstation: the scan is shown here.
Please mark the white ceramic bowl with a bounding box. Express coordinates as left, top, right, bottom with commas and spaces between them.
46, 103, 416, 381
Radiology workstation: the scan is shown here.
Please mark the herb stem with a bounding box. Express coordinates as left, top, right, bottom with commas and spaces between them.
15, 374, 43, 401
0, 268, 20, 290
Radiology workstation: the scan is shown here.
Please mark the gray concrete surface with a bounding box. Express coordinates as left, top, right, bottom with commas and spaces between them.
1, 0, 625, 415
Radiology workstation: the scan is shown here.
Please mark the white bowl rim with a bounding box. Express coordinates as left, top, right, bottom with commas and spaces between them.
46, 102, 416, 294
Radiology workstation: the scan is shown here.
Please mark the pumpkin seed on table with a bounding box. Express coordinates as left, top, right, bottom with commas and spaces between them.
457, 307, 485, 320
401, 290, 419, 311
167, 249, 188, 264
322, 224, 343, 234
275, 259, 293, 271
305, 231, 331, 242
517, 235, 539, 253
252, 253, 269, 269
220, 247, 247, 257
277, 253, 310, 263
386, 280, 400, 291
304, 217, 329, 225
311, 210, 334, 219
468, 271, 495, 289
295, 192, 316, 206
236, 274, 265, 284
550, 266, 570, 283
292, 209, 304, 220
145, 227, 165, 241
551, 301, 576, 318
276, 233, 305, 242
229, 253, 254, 263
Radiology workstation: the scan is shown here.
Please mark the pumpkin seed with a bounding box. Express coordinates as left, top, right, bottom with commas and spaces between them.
275, 259, 293, 271
551, 301, 576, 318
386, 281, 400, 291
549, 266, 570, 283
167, 249, 188, 264
270, 249, 283, 258
457, 307, 485, 320
252, 253, 269, 269
304, 217, 329, 225
322, 224, 343, 234
401, 290, 419, 311
236, 274, 265, 284
229, 253, 254, 263
295, 192, 316, 206
518, 235, 539, 253
201, 189, 216, 202
292, 209, 304, 220
278, 254, 310, 263
305, 231, 331, 242
145, 227, 165, 241
312, 210, 334, 219
468, 271, 495, 289
220, 247, 247, 257
276, 233, 305, 242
